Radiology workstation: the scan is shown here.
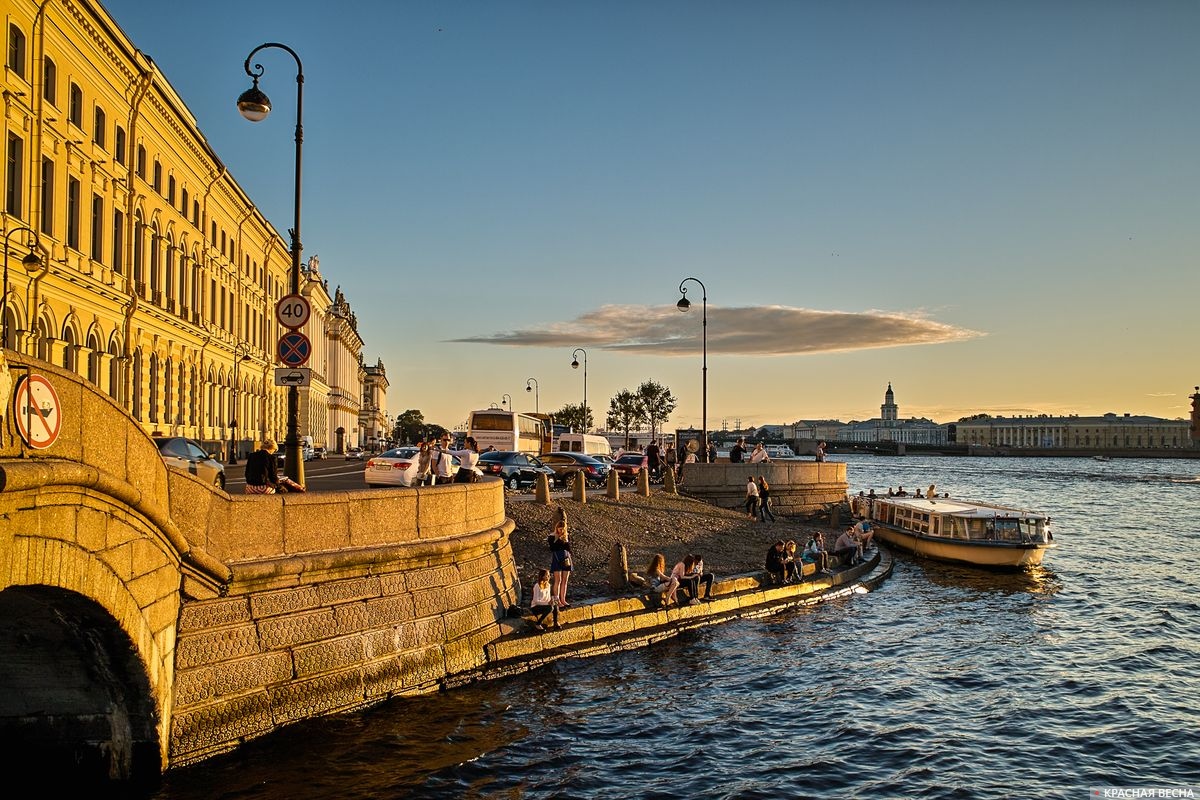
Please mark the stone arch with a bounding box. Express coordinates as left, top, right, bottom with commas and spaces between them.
0, 584, 161, 789
35, 308, 57, 362
60, 314, 83, 373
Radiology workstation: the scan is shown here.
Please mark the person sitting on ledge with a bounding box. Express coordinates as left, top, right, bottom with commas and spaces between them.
783, 540, 803, 583
765, 540, 788, 585
686, 553, 716, 601
646, 553, 680, 607
803, 532, 829, 574
671, 555, 701, 605
832, 528, 863, 567
528, 568, 558, 632
852, 518, 875, 550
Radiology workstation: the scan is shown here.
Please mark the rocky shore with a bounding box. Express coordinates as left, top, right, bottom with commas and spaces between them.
505, 490, 840, 601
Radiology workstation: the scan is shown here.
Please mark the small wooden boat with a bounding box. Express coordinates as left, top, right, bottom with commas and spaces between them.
868, 495, 1054, 570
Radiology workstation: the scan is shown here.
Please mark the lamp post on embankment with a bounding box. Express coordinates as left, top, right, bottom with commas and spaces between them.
3, 226, 41, 348
237, 41, 306, 484
676, 277, 707, 461
571, 348, 587, 431
526, 377, 539, 413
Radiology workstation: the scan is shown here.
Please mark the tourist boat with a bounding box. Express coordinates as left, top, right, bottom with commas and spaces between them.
764, 444, 798, 459
868, 495, 1055, 570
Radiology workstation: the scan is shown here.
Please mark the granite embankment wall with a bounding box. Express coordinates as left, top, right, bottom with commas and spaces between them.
166, 479, 518, 767
679, 461, 849, 515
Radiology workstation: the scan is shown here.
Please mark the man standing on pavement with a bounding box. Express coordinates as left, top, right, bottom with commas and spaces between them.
729, 437, 747, 464
432, 434, 455, 484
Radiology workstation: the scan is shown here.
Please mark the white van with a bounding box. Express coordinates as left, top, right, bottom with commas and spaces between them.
555, 433, 612, 457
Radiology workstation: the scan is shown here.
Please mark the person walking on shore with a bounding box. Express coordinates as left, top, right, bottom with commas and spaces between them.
757, 476, 776, 522
745, 476, 760, 519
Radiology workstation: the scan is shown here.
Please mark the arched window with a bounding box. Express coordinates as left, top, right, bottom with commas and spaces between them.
165, 235, 175, 309
61, 326, 76, 371
86, 333, 101, 385
132, 211, 144, 290
178, 362, 187, 425
149, 354, 161, 423
8, 24, 28, 79
1, 305, 16, 350
149, 222, 160, 300
107, 341, 120, 401
189, 365, 197, 425
136, 145, 146, 179
132, 349, 143, 419
42, 56, 56, 105
163, 358, 173, 426
36, 317, 52, 362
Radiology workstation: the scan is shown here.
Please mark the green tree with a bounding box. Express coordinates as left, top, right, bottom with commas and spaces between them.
606, 390, 644, 448
635, 380, 676, 440
552, 402, 591, 433
394, 409, 426, 444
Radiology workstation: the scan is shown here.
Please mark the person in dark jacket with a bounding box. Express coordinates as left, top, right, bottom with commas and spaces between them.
244, 439, 305, 494
765, 540, 788, 585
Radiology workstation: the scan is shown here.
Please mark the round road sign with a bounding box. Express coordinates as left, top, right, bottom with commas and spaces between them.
277, 331, 312, 367
276, 294, 311, 329
14, 374, 62, 449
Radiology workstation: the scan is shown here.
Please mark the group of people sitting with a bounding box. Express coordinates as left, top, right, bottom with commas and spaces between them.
644, 553, 716, 607
764, 520, 875, 585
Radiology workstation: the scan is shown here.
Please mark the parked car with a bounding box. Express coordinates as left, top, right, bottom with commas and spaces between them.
364, 447, 459, 488
612, 452, 649, 485
539, 452, 610, 488
153, 435, 226, 490
477, 450, 555, 489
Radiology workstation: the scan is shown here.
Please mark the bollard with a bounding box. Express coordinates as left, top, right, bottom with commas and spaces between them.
830, 503, 840, 529
663, 465, 677, 494
606, 468, 620, 500
637, 467, 651, 497
535, 472, 551, 504
608, 542, 629, 590
572, 473, 587, 503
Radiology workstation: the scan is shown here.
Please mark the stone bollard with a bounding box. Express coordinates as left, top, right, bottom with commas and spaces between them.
637, 467, 651, 497
663, 465, 677, 494
606, 468, 620, 500
573, 473, 587, 503
830, 503, 840, 529
535, 472, 551, 504
608, 541, 629, 590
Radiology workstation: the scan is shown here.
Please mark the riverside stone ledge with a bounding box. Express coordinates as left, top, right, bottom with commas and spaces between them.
473, 549, 893, 684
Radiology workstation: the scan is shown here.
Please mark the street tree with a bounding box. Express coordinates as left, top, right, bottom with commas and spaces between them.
635, 380, 676, 440
606, 390, 644, 449
553, 402, 592, 433
394, 409, 426, 444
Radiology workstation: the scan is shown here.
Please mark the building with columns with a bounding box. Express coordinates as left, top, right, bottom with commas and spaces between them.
955, 412, 1192, 451
2, 0, 383, 457
835, 384, 948, 445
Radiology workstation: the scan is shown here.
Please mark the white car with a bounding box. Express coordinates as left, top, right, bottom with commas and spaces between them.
365, 447, 460, 488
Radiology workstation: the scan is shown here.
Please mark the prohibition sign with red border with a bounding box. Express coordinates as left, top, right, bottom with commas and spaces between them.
277, 331, 312, 367
14, 374, 62, 449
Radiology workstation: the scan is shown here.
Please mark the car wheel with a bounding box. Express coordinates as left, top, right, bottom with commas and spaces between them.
507, 474, 521, 490
564, 472, 577, 489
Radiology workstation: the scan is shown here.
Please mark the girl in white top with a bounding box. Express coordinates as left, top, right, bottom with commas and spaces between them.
745, 476, 760, 518
749, 442, 771, 463
529, 568, 558, 631
449, 436, 483, 483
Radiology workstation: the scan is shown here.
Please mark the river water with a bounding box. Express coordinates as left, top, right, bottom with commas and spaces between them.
153, 455, 1200, 799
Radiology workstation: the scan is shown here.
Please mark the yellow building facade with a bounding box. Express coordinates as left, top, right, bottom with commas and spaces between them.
955, 413, 1192, 451
3, 0, 380, 456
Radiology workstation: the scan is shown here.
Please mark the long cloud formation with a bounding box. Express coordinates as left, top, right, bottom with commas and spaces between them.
449, 304, 983, 356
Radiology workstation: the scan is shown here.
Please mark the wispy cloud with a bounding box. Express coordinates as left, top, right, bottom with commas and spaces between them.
450, 304, 983, 356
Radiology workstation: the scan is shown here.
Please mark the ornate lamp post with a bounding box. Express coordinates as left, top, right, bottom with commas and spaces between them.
238, 41, 305, 484
525, 377, 539, 413
3, 226, 41, 348
571, 348, 587, 432
501, 393, 512, 410
227, 344, 251, 464
677, 277, 707, 461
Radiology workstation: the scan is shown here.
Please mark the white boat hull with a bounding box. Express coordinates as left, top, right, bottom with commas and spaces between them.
875, 525, 1051, 569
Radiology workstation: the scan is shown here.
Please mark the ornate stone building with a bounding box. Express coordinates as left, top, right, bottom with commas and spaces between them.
836, 384, 948, 445
2, 0, 382, 456
955, 412, 1192, 451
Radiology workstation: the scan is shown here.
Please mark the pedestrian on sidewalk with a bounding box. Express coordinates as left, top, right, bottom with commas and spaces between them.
745, 476, 760, 519
757, 476, 776, 522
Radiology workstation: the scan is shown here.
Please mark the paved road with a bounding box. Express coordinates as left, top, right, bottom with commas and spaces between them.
223, 456, 372, 493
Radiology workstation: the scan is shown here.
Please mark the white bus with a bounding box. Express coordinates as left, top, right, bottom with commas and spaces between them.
468, 409, 552, 455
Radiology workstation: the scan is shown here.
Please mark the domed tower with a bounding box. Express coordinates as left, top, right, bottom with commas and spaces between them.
881, 383, 898, 425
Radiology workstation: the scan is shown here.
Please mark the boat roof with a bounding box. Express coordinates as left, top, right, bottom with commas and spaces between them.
878, 496, 1047, 520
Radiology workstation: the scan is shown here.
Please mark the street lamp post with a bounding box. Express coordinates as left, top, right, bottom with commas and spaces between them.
238, 41, 305, 484
501, 393, 512, 410
571, 348, 587, 432
677, 277, 708, 461
228, 345, 251, 464
3, 226, 42, 348
525, 377, 539, 413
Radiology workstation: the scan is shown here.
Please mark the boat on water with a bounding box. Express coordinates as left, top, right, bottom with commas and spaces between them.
867, 495, 1055, 570
764, 444, 798, 459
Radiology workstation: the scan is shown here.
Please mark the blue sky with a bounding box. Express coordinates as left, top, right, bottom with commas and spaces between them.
101, 0, 1199, 432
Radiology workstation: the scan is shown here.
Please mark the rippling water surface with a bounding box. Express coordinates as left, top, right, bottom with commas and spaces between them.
154, 456, 1200, 799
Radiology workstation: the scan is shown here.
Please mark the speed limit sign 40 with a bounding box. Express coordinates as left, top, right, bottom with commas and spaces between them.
276, 294, 311, 329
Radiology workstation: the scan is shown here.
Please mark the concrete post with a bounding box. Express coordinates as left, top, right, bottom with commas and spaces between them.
637, 467, 650, 496
573, 474, 587, 503
535, 472, 551, 504
606, 468, 620, 500
608, 542, 629, 590
663, 464, 677, 494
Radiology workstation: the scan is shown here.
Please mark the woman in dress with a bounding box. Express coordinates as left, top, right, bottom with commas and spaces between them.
548, 514, 572, 607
